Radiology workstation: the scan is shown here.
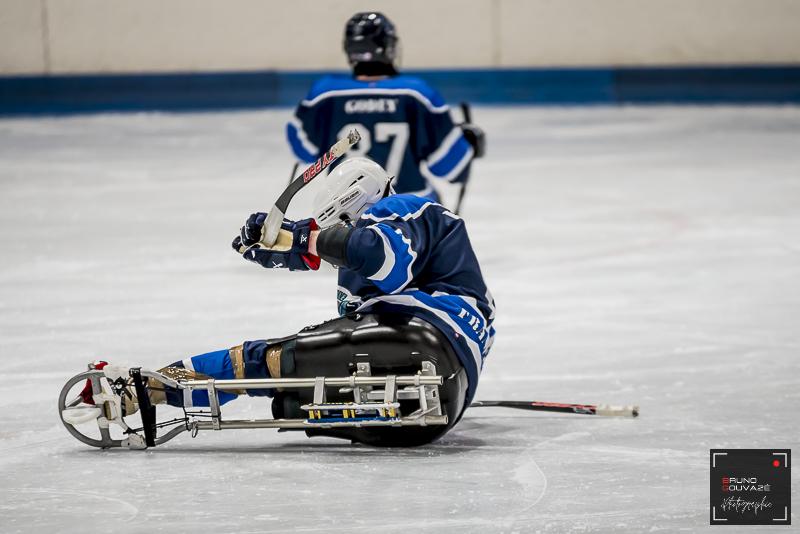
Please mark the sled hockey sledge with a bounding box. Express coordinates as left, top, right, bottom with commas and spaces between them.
58, 361, 447, 449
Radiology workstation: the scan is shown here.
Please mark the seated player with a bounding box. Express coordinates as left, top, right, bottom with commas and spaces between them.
86, 158, 495, 446
286, 12, 485, 205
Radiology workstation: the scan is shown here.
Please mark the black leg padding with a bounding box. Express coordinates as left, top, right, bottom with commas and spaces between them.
272, 312, 468, 447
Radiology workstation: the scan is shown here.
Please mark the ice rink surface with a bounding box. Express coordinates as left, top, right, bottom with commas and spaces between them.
0, 106, 798, 532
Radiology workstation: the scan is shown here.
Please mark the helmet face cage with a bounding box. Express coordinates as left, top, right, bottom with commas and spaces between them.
313, 158, 393, 229
314, 178, 370, 228
343, 12, 398, 67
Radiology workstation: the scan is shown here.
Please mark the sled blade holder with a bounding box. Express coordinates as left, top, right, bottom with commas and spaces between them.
130, 368, 156, 447
207, 378, 222, 430
58, 361, 448, 449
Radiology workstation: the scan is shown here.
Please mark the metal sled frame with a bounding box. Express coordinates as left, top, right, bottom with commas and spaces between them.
58, 361, 448, 449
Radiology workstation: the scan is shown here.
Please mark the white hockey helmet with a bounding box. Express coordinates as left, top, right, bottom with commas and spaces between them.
312, 157, 393, 228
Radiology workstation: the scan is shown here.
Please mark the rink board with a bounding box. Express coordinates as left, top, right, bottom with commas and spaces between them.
2, 65, 800, 115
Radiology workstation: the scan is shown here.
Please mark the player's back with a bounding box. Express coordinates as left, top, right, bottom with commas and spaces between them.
287, 75, 473, 196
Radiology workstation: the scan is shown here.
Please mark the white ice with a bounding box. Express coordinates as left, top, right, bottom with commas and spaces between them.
0, 106, 798, 533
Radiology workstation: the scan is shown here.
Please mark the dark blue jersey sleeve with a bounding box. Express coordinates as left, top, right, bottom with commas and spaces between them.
286, 110, 320, 163
409, 83, 474, 185
286, 79, 335, 163
345, 218, 425, 295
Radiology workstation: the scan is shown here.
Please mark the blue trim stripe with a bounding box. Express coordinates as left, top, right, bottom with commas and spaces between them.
187, 349, 238, 407
2, 65, 800, 115
428, 136, 472, 178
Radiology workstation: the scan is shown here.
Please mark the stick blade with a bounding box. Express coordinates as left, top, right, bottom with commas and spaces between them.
595, 404, 639, 417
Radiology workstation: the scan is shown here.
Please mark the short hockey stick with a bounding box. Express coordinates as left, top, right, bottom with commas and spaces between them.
454, 102, 472, 215
286, 162, 298, 187
470, 400, 639, 417
261, 129, 361, 247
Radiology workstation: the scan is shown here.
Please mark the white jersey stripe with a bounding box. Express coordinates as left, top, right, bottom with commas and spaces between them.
425, 127, 464, 167
361, 200, 445, 223
393, 227, 418, 294
365, 226, 395, 282
301, 88, 449, 113
420, 144, 474, 183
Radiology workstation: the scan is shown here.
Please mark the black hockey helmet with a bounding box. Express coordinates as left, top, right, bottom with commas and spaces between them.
343, 12, 399, 69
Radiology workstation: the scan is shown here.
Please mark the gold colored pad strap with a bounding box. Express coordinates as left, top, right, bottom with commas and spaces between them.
226, 345, 247, 395
158, 366, 210, 382
266, 345, 282, 378
228, 345, 246, 379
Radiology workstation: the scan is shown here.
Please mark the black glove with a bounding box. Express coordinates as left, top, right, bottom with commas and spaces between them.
232, 213, 320, 271
460, 123, 486, 159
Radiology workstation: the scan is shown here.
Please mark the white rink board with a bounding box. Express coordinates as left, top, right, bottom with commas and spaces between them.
3, 0, 800, 74
0, 106, 799, 532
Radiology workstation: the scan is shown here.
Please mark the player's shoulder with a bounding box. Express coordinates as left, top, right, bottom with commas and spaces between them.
305, 75, 361, 101
378, 76, 446, 108
362, 194, 446, 222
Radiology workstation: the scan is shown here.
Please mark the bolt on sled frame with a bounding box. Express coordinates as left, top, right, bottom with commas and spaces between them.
58, 361, 447, 449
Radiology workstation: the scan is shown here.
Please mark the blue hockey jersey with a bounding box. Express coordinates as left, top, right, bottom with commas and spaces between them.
287, 75, 474, 197
336, 194, 495, 404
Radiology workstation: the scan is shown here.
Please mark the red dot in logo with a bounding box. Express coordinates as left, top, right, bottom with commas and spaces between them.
773, 459, 781, 467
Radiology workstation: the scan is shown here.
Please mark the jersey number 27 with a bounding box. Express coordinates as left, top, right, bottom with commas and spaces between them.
337, 123, 410, 178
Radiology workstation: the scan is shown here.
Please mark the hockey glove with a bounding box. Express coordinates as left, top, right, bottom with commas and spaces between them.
460, 123, 486, 159
232, 213, 321, 271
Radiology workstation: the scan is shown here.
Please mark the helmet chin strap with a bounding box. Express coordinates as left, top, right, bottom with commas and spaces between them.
383, 180, 395, 198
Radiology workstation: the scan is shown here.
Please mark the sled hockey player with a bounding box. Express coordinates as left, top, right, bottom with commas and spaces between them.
73, 157, 495, 447
286, 12, 485, 204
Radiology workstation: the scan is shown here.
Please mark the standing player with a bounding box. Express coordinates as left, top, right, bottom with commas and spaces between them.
286, 12, 485, 204
78, 158, 495, 446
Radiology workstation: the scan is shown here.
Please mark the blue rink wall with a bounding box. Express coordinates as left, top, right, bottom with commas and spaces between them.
1, 65, 800, 116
